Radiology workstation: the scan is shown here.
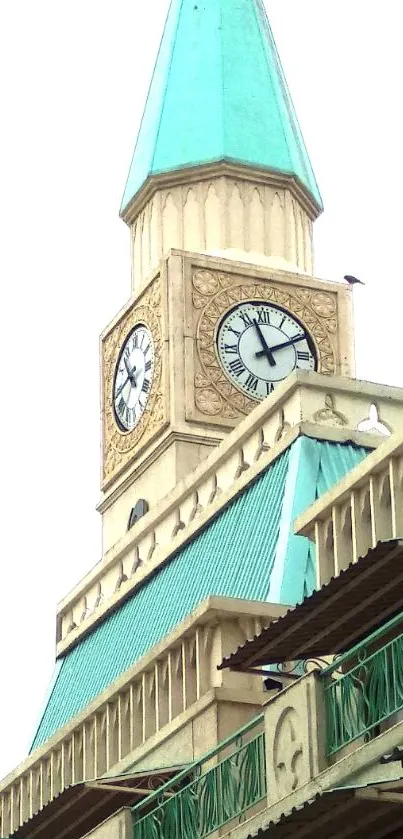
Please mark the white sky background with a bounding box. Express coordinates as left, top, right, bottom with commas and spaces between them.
0, 0, 401, 779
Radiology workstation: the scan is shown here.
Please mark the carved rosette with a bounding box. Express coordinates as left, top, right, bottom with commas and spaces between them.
102, 276, 165, 484
272, 707, 304, 797
193, 269, 338, 419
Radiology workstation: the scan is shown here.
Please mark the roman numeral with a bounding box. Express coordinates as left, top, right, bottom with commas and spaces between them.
144, 342, 150, 356
224, 343, 238, 354
118, 396, 125, 415
229, 357, 245, 376
297, 350, 310, 361
279, 315, 286, 329
124, 346, 131, 360
227, 326, 241, 338
132, 333, 138, 349
145, 359, 152, 372
257, 308, 270, 325
245, 374, 258, 391
142, 377, 150, 394
266, 382, 275, 395
239, 312, 252, 327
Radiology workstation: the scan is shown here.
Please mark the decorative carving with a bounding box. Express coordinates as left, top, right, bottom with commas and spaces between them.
311, 291, 336, 317
208, 474, 221, 504
102, 275, 165, 485
172, 509, 186, 537
273, 707, 304, 797
147, 532, 157, 561
357, 403, 391, 437
192, 270, 338, 420
131, 546, 142, 575
234, 449, 250, 479
115, 561, 128, 592
195, 388, 222, 415
80, 597, 90, 622
66, 611, 77, 634
189, 490, 202, 521
313, 393, 348, 427
294, 288, 312, 304
254, 428, 270, 461
192, 270, 219, 297
93, 582, 103, 610
274, 408, 291, 442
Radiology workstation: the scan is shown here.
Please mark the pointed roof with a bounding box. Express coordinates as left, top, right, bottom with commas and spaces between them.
120, 0, 322, 215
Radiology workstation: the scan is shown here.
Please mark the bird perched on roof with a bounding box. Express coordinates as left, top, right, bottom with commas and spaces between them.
344, 275, 365, 286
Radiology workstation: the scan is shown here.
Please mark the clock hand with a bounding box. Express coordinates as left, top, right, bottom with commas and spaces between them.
123, 355, 138, 384
115, 365, 139, 400
114, 376, 131, 399
252, 319, 276, 367
255, 333, 306, 357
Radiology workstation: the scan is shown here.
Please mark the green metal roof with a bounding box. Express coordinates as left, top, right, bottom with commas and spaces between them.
30, 438, 367, 751
120, 0, 322, 214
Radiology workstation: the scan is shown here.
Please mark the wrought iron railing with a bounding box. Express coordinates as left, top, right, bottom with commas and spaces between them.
322, 613, 403, 755
131, 715, 266, 839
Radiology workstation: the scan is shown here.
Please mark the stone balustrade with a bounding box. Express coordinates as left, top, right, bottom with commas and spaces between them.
57, 373, 403, 656
295, 429, 403, 586
0, 598, 278, 838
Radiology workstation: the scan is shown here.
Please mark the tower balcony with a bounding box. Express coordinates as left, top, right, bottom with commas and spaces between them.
131, 614, 403, 839
0, 598, 280, 838
295, 427, 403, 588
323, 611, 403, 757
4, 603, 403, 838
131, 713, 267, 839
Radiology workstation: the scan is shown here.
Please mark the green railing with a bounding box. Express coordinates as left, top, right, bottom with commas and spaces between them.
132, 715, 266, 839
322, 613, 403, 755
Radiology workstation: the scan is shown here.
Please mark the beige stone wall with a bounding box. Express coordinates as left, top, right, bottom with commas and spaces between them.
131, 176, 313, 291
101, 437, 216, 554
84, 810, 132, 839
129, 693, 263, 776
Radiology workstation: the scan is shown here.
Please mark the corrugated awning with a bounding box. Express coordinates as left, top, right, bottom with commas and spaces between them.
11, 767, 185, 839
247, 782, 403, 838
219, 539, 403, 670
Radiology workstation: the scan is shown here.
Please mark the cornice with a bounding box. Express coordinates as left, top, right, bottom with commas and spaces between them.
120, 160, 322, 228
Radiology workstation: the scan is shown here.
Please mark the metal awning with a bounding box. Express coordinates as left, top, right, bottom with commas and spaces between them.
11, 766, 185, 839
219, 539, 403, 671
247, 781, 403, 838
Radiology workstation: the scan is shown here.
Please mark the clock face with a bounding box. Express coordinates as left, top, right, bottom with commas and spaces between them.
113, 324, 154, 431
217, 301, 317, 400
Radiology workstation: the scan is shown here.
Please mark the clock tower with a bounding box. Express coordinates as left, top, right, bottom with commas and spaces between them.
100, 0, 355, 553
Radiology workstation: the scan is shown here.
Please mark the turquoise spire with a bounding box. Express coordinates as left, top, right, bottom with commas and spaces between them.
121, 0, 322, 215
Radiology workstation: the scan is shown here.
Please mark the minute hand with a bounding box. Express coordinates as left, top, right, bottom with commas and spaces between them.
255, 334, 306, 357
253, 319, 276, 367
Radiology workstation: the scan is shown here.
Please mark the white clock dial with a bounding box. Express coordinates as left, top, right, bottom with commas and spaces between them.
217, 302, 317, 400
113, 324, 154, 431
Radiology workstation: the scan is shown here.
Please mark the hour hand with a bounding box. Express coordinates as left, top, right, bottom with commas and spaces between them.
124, 355, 137, 384
253, 320, 276, 367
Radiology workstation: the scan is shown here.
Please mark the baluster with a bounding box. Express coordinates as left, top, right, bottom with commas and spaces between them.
390, 456, 403, 537
118, 691, 131, 760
